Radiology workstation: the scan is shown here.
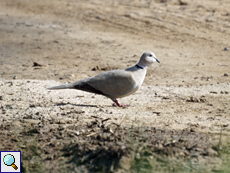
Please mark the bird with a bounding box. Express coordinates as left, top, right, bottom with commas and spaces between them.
47, 52, 160, 107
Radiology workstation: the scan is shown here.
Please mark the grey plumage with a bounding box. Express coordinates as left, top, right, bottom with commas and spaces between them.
48, 52, 160, 107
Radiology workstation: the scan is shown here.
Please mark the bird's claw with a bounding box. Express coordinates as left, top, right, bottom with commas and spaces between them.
112, 99, 129, 107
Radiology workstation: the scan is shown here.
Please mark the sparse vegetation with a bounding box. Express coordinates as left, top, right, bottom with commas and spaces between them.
4, 118, 227, 173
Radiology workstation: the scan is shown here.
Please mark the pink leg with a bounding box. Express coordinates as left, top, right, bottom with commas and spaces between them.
112, 99, 129, 107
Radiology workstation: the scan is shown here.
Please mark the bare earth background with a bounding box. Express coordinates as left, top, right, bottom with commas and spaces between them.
0, 0, 230, 172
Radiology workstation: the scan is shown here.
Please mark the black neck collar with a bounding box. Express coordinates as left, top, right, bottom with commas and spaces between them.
135, 64, 144, 69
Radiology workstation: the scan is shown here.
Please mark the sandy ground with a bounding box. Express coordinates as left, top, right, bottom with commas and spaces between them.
0, 0, 230, 172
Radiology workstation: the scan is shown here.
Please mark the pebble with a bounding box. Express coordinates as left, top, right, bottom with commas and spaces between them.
204, 148, 218, 156
210, 91, 218, 94
224, 47, 229, 51
223, 73, 228, 77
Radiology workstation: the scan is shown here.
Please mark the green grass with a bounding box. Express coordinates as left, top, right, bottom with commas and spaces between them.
12, 122, 44, 173
125, 128, 211, 173
212, 130, 230, 173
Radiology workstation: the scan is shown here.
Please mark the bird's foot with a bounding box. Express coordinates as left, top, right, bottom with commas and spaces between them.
112, 103, 129, 107
112, 99, 129, 107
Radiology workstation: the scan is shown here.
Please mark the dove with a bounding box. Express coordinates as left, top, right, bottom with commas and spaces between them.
47, 52, 160, 107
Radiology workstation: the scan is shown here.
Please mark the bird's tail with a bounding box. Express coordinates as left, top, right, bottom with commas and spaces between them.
47, 83, 74, 90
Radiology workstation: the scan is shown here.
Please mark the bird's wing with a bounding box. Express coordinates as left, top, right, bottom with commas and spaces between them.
87, 69, 137, 99
47, 66, 146, 99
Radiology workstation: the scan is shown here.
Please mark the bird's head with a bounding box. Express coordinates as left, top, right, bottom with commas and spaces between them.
137, 52, 160, 68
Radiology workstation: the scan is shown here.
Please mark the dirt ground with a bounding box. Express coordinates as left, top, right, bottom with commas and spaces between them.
0, 0, 230, 172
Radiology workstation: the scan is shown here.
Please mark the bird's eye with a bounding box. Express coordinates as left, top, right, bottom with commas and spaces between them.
149, 54, 152, 57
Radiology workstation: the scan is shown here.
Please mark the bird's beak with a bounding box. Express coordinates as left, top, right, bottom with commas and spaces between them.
156, 58, 160, 63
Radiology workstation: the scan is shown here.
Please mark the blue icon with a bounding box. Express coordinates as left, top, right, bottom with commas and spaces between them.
3, 154, 18, 170
1, 151, 21, 173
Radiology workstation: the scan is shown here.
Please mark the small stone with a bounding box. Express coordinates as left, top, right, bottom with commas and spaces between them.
99, 108, 104, 112
223, 124, 229, 127
224, 47, 229, 51
157, 143, 163, 150
153, 112, 161, 116
92, 66, 99, 71
204, 148, 217, 156
33, 62, 43, 67
190, 128, 196, 132
210, 91, 218, 94
162, 96, 169, 99
136, 153, 140, 159
223, 73, 228, 77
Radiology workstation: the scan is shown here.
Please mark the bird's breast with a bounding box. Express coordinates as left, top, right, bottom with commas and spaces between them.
116, 69, 147, 98
132, 69, 147, 88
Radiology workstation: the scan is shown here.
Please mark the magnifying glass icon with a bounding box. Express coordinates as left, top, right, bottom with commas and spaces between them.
3, 154, 18, 170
